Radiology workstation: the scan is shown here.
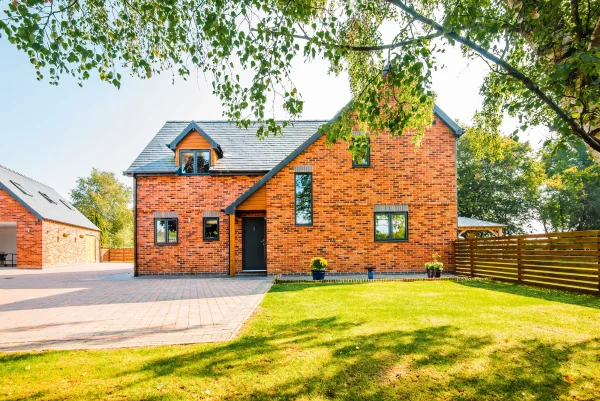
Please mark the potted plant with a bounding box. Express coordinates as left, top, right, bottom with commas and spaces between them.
309, 257, 328, 280
425, 253, 443, 278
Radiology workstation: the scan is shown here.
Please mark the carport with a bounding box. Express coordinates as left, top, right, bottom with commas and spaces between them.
0, 222, 16, 266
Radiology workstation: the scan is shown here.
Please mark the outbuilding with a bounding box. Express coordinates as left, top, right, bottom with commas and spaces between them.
0, 165, 100, 268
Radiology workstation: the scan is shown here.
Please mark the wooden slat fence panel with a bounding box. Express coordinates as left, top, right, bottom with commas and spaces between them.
455, 230, 600, 295
101, 248, 134, 263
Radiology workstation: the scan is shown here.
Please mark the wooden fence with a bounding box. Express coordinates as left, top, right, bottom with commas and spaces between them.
455, 230, 600, 294
101, 248, 134, 263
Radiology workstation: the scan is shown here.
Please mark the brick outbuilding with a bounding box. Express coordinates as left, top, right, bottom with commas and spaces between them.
125, 103, 464, 276
0, 165, 100, 268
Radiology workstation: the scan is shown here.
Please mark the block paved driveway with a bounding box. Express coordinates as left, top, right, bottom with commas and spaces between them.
0, 263, 272, 352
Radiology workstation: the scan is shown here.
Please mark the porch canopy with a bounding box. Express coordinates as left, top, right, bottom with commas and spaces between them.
458, 216, 506, 238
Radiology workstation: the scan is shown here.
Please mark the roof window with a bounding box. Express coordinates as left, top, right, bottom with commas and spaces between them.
60, 199, 74, 210
10, 180, 32, 196
39, 191, 56, 204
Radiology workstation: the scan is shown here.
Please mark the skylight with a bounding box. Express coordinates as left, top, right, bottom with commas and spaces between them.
38, 191, 56, 204
10, 180, 32, 196
60, 199, 74, 210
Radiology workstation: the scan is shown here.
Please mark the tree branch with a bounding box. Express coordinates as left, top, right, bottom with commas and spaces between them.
255, 29, 441, 52
384, 0, 600, 153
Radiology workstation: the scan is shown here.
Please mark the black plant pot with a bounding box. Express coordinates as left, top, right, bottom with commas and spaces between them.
426, 269, 434, 278
435, 270, 441, 278
312, 270, 326, 280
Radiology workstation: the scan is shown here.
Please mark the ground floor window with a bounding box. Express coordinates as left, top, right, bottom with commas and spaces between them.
375, 212, 408, 241
203, 217, 219, 240
155, 218, 178, 244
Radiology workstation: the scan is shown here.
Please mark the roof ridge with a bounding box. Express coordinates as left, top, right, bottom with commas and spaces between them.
0, 164, 54, 189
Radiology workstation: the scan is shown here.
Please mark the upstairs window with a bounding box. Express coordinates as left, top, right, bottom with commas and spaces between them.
181, 150, 210, 175
375, 212, 408, 241
155, 218, 178, 245
351, 133, 370, 167
10, 180, 32, 196
295, 171, 313, 225
39, 191, 56, 204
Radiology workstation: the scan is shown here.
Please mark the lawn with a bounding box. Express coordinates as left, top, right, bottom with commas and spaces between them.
1, 280, 600, 400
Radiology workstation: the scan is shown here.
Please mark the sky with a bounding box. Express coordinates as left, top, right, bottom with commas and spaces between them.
0, 37, 548, 198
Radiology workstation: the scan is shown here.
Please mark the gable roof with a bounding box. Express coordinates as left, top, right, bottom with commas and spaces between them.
124, 121, 328, 175
0, 165, 100, 231
224, 103, 462, 214
166, 121, 223, 156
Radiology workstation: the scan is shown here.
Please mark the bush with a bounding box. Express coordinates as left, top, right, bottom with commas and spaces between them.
425, 261, 444, 271
425, 253, 443, 271
309, 257, 328, 271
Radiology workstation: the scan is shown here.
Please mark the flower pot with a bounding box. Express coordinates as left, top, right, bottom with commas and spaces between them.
435, 270, 441, 278
312, 270, 326, 280
426, 269, 434, 278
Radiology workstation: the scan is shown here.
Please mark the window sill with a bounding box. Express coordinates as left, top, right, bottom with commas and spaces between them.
352, 165, 371, 168
203, 238, 220, 241
374, 239, 408, 243
154, 242, 179, 246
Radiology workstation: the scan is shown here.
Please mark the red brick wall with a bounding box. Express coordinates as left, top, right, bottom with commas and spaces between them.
41, 220, 100, 266
265, 116, 457, 274
135, 175, 261, 275
0, 188, 42, 268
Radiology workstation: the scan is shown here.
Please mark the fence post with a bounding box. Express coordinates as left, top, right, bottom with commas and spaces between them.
597, 231, 600, 294
469, 238, 474, 278
517, 237, 523, 283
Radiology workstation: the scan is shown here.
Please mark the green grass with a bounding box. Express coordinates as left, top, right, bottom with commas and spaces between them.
2, 280, 600, 400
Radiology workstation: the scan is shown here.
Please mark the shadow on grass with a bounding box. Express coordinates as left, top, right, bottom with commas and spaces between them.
103, 317, 599, 401
456, 279, 600, 309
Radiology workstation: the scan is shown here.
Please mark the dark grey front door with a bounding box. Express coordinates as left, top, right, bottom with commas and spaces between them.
242, 217, 266, 270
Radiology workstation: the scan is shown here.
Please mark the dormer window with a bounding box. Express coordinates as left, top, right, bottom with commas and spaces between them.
180, 150, 210, 175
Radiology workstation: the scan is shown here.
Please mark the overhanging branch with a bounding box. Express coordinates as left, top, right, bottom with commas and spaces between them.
384, 0, 600, 152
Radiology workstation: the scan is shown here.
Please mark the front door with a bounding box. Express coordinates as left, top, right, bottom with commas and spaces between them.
242, 217, 266, 271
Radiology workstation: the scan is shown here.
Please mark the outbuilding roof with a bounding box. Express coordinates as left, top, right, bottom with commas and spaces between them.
458, 216, 507, 228
0, 165, 100, 231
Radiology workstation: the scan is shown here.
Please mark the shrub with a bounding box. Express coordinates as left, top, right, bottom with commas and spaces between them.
309, 257, 328, 271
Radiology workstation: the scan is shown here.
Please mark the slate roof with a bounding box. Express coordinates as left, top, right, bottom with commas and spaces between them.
124, 121, 328, 175
0, 165, 100, 231
458, 216, 506, 228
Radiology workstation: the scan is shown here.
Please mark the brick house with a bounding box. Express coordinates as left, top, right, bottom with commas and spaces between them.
0, 165, 100, 268
125, 103, 463, 276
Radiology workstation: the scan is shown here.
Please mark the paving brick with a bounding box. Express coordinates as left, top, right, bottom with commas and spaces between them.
0, 263, 271, 352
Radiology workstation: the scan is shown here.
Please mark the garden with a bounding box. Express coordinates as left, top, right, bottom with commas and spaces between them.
2, 279, 600, 400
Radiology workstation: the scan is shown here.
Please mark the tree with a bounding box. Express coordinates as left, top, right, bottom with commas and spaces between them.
70, 169, 133, 248
458, 122, 544, 234
2, 1, 600, 159
538, 139, 600, 231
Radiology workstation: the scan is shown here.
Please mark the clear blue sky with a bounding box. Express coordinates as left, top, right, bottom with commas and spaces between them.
0, 38, 547, 198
